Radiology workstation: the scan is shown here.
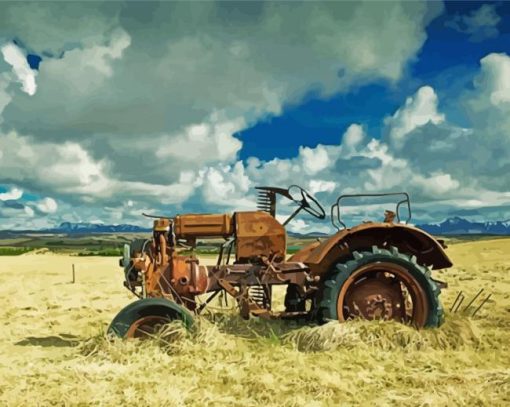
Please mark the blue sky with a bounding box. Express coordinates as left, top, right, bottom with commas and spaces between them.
1, 1, 510, 231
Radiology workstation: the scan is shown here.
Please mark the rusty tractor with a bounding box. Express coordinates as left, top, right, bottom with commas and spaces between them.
108, 185, 451, 338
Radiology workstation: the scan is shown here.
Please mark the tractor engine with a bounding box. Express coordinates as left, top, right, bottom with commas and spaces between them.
122, 217, 211, 308
121, 210, 295, 312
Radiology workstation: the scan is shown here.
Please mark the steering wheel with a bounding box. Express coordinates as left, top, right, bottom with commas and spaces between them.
288, 185, 326, 220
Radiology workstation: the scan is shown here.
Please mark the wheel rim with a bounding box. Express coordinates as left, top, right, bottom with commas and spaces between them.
126, 316, 172, 339
336, 262, 429, 327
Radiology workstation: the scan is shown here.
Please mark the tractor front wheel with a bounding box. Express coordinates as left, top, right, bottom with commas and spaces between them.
318, 246, 443, 328
108, 298, 194, 339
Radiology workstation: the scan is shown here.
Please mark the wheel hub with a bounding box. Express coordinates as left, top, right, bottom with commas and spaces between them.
344, 276, 406, 321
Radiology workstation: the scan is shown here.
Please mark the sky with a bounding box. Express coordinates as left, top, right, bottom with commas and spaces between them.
1, 1, 510, 233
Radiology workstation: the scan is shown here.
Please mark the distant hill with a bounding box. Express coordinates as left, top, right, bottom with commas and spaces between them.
44, 222, 151, 234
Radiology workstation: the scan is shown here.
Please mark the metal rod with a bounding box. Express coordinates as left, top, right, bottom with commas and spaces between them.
72, 264, 75, 284
450, 290, 463, 312
282, 206, 303, 226
453, 294, 465, 313
463, 288, 484, 312
472, 294, 492, 317
142, 212, 173, 220
197, 290, 222, 314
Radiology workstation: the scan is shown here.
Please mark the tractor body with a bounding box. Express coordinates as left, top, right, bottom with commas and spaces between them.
110, 185, 452, 338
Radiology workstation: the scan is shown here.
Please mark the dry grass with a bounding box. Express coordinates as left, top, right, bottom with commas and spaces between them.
1, 239, 509, 406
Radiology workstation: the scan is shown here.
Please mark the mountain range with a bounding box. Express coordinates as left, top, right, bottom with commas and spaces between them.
43, 222, 151, 234
416, 217, 510, 235
2, 217, 510, 235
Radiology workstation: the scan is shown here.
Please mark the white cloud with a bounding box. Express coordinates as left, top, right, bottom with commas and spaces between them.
309, 180, 336, 195
24, 205, 34, 217
1, 43, 37, 95
200, 162, 253, 208
36, 197, 58, 214
341, 124, 365, 156
0, 132, 200, 205
286, 219, 309, 233
0, 187, 23, 201
471, 53, 510, 107
300, 145, 331, 175
386, 86, 445, 148
155, 114, 244, 166
413, 173, 460, 196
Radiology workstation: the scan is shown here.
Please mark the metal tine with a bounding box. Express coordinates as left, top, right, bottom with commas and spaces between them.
450, 291, 463, 312
453, 293, 465, 313
463, 288, 484, 313
472, 294, 492, 317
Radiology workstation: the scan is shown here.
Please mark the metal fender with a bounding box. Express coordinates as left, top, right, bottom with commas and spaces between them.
295, 222, 453, 277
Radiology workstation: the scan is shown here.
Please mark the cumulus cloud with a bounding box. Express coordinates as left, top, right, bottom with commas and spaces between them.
309, 180, 336, 195
0, 132, 198, 206
341, 124, 366, 157
446, 4, 501, 42
0, 187, 23, 201
35, 197, 58, 214
0, 2, 440, 212
1, 42, 37, 95
386, 86, 445, 148
469, 53, 510, 107
199, 162, 252, 208
300, 145, 332, 175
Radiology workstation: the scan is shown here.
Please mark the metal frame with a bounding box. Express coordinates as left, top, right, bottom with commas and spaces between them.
331, 192, 412, 230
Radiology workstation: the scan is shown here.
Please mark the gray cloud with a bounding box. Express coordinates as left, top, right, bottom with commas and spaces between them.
445, 4, 501, 42
0, 1, 440, 186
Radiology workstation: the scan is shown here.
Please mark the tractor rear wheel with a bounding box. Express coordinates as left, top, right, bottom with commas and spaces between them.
318, 246, 443, 328
108, 298, 194, 339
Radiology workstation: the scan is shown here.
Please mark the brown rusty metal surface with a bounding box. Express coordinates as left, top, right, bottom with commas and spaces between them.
125, 315, 171, 339
287, 240, 322, 262
337, 262, 429, 327
235, 211, 286, 261
174, 213, 233, 238
168, 255, 209, 296
304, 222, 453, 275
344, 276, 405, 321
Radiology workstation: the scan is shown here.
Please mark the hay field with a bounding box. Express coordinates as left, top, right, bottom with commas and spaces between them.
0, 239, 509, 406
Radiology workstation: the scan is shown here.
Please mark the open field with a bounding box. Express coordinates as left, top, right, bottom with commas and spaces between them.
0, 239, 509, 406
0, 232, 319, 255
